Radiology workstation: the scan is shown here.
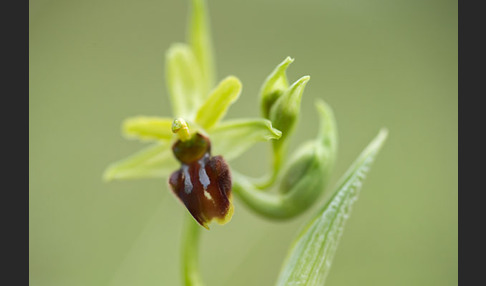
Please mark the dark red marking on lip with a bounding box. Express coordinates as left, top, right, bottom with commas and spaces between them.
169, 133, 233, 228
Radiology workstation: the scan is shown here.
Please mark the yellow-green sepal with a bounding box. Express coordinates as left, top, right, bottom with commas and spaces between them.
165, 43, 205, 119
188, 0, 215, 95
103, 142, 178, 181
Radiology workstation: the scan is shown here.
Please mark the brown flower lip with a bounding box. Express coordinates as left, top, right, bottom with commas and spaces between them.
169, 133, 233, 229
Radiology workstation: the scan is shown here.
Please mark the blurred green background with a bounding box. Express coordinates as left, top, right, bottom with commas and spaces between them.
29, 0, 457, 285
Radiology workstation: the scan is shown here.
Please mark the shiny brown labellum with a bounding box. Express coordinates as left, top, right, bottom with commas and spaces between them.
169, 133, 233, 229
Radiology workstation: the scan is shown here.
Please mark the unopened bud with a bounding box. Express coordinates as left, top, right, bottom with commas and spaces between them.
260, 57, 294, 119
278, 99, 337, 214
269, 75, 310, 144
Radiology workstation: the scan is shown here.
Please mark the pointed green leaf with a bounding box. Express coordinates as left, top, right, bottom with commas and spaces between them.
210, 119, 282, 161
260, 57, 294, 118
122, 116, 174, 142
188, 0, 215, 94
103, 142, 178, 181
165, 43, 205, 118
194, 76, 242, 130
276, 129, 388, 286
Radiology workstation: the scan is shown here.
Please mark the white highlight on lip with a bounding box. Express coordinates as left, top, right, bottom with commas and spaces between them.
198, 154, 211, 191
182, 165, 193, 194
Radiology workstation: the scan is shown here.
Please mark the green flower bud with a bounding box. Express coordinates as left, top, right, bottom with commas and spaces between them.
231, 99, 338, 219
232, 142, 328, 219
278, 142, 323, 194
260, 57, 294, 119
278, 142, 331, 217
269, 75, 310, 145
279, 98, 337, 199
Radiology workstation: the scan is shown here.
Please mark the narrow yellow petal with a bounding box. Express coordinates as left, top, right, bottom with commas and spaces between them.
194, 76, 242, 130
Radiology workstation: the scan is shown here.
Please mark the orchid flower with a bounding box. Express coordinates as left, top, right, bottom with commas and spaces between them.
103, 25, 281, 229
103, 0, 388, 285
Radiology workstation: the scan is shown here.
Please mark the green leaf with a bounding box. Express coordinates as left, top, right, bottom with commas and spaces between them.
194, 76, 242, 130
210, 118, 282, 161
188, 0, 215, 95
260, 57, 294, 118
103, 142, 178, 181
276, 129, 388, 286
122, 116, 174, 142
165, 43, 205, 118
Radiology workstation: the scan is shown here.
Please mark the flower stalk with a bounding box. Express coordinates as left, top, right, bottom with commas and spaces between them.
182, 214, 204, 286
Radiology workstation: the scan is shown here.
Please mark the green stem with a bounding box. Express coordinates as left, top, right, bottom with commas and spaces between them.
252, 140, 286, 190
182, 214, 205, 286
